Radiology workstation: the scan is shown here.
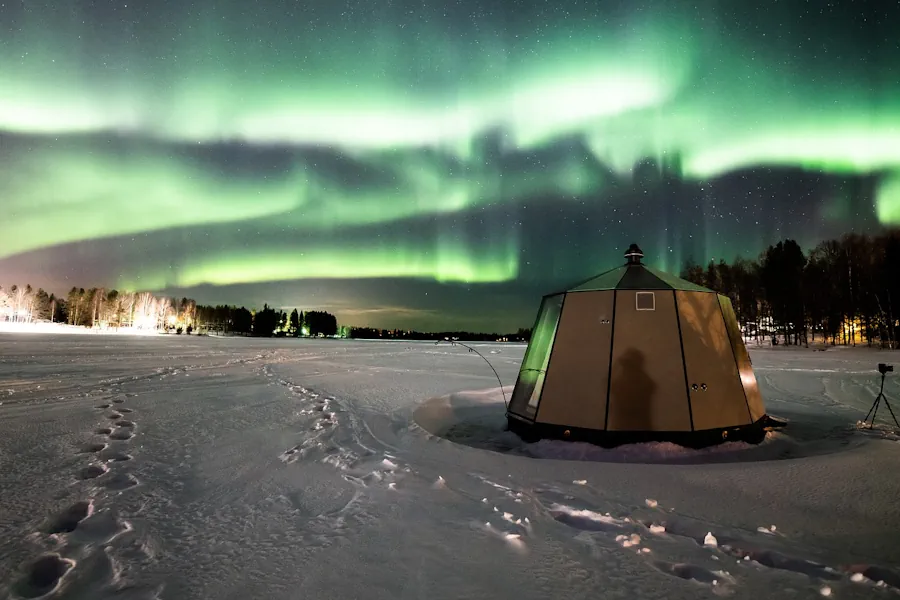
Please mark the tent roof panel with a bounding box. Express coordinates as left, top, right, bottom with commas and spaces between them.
562, 265, 716, 293
614, 266, 673, 289
644, 267, 715, 292
566, 266, 627, 292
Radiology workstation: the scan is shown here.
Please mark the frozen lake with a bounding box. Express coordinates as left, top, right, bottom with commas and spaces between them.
0, 334, 899, 599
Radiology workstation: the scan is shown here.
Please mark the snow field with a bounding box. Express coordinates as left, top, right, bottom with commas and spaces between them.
0, 335, 898, 599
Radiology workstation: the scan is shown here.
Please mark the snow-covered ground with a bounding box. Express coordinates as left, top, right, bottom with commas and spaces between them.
0, 335, 898, 600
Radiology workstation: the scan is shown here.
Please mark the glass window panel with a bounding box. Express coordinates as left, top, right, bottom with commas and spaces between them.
509, 294, 565, 419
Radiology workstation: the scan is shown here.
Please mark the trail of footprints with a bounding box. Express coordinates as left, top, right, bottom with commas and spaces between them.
276, 380, 413, 499
534, 483, 900, 595
277, 381, 343, 464
447, 474, 900, 596
12, 392, 142, 598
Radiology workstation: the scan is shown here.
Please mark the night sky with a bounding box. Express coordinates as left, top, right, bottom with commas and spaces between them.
1, 0, 898, 332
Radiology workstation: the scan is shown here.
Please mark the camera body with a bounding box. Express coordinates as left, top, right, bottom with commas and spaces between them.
879, 363, 894, 374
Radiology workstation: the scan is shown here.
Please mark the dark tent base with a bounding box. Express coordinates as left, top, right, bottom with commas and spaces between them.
506, 414, 779, 449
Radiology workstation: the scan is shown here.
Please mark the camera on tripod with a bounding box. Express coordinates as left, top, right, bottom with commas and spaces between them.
863, 363, 899, 431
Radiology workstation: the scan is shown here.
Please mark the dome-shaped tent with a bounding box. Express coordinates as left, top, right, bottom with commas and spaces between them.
507, 244, 771, 448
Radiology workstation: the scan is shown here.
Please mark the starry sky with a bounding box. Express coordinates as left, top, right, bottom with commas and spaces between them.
1, 0, 898, 332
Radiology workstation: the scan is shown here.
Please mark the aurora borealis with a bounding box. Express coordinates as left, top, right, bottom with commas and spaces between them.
1, 1, 898, 331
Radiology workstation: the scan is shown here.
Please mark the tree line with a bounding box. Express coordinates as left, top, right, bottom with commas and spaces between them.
20, 227, 898, 349
0, 286, 339, 338
0, 283, 536, 341
0, 283, 528, 341
206, 305, 340, 337
0, 286, 187, 330
680, 229, 900, 348
347, 326, 532, 342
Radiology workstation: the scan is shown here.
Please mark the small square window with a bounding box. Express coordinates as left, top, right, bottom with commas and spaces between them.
636, 292, 655, 311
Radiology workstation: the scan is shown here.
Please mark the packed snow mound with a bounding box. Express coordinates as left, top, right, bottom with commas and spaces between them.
413, 386, 868, 463
413, 386, 524, 453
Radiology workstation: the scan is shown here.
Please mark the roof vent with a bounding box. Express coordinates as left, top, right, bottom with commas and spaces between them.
624, 243, 644, 266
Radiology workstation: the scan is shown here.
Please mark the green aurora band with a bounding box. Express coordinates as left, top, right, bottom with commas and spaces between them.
0, 149, 305, 258
116, 234, 521, 291
0, 141, 601, 261
1, 0, 898, 295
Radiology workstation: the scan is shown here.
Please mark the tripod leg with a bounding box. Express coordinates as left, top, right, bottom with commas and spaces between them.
880, 394, 900, 430
863, 397, 879, 426
871, 398, 881, 428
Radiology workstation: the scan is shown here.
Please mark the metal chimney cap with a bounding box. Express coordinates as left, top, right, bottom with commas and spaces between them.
624, 243, 644, 265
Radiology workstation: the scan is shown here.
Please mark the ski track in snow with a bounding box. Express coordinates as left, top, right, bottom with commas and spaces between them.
0, 336, 899, 599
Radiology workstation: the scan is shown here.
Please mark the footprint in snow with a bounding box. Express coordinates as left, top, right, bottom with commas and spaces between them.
46, 500, 93, 534
79, 442, 107, 454
109, 429, 134, 441
653, 560, 731, 587
117, 407, 133, 413
115, 420, 135, 428
112, 398, 125, 404
99, 448, 133, 462
95, 427, 112, 435
14, 554, 74, 599
843, 565, 900, 590
655, 520, 835, 583
95, 403, 112, 409
724, 546, 841, 581
107, 413, 123, 420
78, 464, 108, 480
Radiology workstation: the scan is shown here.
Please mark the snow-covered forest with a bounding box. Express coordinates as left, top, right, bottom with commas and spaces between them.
682, 231, 900, 348
0, 286, 196, 331
0, 286, 340, 337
